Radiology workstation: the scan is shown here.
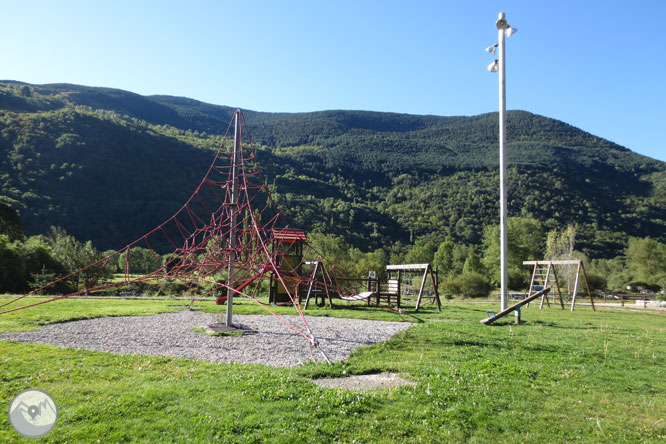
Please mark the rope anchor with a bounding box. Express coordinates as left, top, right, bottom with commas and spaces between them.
307, 327, 332, 365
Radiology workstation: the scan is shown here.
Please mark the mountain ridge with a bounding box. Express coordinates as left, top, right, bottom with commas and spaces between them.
0, 80, 663, 258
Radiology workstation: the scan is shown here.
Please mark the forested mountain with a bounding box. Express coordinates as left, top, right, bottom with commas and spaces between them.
1, 80, 664, 258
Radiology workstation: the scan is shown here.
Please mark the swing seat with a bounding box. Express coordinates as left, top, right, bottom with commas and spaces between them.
339, 291, 375, 301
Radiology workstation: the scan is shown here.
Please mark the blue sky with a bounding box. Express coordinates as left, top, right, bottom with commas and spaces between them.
2, 0, 665, 161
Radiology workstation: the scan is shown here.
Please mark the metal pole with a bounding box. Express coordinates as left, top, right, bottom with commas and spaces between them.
497, 12, 509, 312
225, 110, 241, 327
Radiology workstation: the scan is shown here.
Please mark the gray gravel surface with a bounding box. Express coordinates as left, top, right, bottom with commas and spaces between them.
0, 310, 413, 367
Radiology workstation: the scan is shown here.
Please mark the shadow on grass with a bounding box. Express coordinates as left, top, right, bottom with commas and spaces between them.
481, 320, 532, 327
450, 340, 491, 347
310, 304, 428, 323
530, 320, 595, 330
449, 333, 571, 355
397, 312, 426, 323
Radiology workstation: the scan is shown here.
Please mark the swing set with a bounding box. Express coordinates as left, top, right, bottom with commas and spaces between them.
302, 262, 441, 312
523, 260, 596, 311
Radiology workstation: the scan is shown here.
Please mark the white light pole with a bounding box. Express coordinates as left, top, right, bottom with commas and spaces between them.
226, 110, 241, 327
487, 12, 517, 312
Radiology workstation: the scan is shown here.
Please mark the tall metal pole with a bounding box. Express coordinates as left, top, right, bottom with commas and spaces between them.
497, 12, 509, 312
225, 110, 241, 327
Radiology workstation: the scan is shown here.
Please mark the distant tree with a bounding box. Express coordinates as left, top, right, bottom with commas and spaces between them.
546, 225, 576, 260
48, 227, 107, 291
48, 227, 79, 276
117, 247, 162, 274
626, 237, 666, 284
433, 238, 455, 277
103, 250, 121, 273
508, 268, 529, 290
28, 267, 58, 294
482, 217, 543, 289
305, 232, 351, 269
651, 273, 666, 293
0, 203, 24, 242
546, 225, 581, 291
24, 235, 62, 282
404, 245, 433, 265
0, 235, 26, 293
388, 241, 407, 265
451, 244, 473, 278
78, 240, 108, 291
584, 271, 607, 292
462, 252, 484, 274
0, 233, 66, 294
607, 272, 633, 291
591, 258, 625, 280
347, 247, 388, 280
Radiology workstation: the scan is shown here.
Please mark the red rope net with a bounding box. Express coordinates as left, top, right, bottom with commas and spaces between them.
0, 110, 367, 358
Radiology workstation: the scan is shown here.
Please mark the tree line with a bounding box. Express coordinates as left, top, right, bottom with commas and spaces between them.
0, 204, 168, 294
4, 197, 663, 300
305, 218, 666, 299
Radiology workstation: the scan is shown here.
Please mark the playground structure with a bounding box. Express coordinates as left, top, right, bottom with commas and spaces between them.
480, 287, 551, 325
269, 229, 307, 305
301, 260, 377, 309
0, 110, 375, 363
377, 264, 441, 311
301, 262, 441, 312
524, 260, 596, 311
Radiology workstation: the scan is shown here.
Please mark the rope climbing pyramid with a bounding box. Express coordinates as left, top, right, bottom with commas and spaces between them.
0, 110, 360, 363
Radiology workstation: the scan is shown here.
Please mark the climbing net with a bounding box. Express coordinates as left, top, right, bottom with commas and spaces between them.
0, 110, 362, 362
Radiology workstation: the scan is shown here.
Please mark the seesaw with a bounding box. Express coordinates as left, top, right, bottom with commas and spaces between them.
480, 287, 551, 325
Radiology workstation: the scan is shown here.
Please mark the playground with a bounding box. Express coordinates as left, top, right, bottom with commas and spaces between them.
0, 110, 442, 365
2, 111, 665, 442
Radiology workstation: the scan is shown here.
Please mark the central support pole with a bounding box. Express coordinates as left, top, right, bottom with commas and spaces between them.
497, 12, 509, 312
225, 110, 241, 327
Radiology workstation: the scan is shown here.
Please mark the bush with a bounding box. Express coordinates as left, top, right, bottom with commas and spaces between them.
585, 271, 607, 291
157, 279, 189, 297
607, 271, 632, 291
441, 272, 492, 298
508, 268, 528, 290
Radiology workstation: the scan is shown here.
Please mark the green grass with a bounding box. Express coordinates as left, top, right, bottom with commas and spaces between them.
0, 296, 187, 332
1, 296, 665, 443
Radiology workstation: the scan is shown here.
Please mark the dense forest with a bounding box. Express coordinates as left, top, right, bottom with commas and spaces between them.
1, 81, 666, 295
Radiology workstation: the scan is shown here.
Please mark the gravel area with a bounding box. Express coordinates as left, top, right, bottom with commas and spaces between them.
0, 310, 413, 367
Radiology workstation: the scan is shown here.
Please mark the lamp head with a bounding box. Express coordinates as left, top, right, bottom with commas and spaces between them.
506, 26, 518, 37
496, 12, 508, 30
486, 43, 498, 55
487, 60, 499, 72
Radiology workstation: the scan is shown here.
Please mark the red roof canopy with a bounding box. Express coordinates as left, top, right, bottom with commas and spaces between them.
272, 228, 307, 242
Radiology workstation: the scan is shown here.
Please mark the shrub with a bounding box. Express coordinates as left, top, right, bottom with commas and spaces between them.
585, 271, 607, 291
441, 272, 492, 298
157, 279, 189, 297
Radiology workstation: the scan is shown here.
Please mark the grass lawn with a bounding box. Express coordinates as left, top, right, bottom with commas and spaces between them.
1, 296, 665, 443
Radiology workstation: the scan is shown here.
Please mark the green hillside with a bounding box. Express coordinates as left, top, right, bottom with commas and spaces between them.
1, 81, 664, 258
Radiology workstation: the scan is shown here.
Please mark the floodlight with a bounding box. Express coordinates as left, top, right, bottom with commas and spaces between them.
506, 26, 518, 37
486, 43, 498, 55
487, 60, 499, 72
496, 12, 508, 30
